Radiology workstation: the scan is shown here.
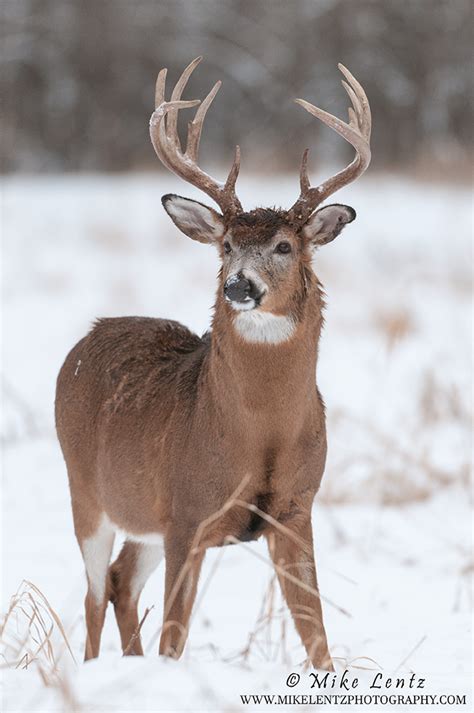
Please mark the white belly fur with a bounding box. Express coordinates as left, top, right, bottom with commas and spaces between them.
105, 513, 165, 546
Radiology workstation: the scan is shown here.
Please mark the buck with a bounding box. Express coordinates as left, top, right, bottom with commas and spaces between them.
55, 57, 371, 670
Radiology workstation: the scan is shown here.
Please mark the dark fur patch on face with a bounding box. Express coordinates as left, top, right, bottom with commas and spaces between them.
229, 208, 288, 247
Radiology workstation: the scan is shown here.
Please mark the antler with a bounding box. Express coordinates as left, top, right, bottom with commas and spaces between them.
149, 56, 242, 217
287, 64, 371, 226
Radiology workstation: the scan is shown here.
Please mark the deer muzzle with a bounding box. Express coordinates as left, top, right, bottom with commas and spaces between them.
224, 272, 263, 307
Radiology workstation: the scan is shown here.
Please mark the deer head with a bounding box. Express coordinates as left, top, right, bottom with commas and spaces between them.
150, 57, 371, 338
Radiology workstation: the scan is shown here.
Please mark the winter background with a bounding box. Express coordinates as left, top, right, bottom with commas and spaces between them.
1, 1, 472, 711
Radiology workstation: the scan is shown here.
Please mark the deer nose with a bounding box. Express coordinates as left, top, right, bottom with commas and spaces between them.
224, 273, 260, 303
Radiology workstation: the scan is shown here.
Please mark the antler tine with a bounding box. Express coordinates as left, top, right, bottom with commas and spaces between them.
150, 57, 243, 216
341, 80, 363, 130
155, 68, 167, 109
186, 80, 222, 161
299, 148, 311, 193
224, 144, 241, 194
294, 99, 367, 151
339, 63, 371, 139
288, 64, 371, 226
167, 56, 203, 146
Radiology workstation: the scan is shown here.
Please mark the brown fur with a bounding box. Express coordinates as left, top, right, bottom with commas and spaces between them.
229, 207, 289, 244
55, 208, 336, 670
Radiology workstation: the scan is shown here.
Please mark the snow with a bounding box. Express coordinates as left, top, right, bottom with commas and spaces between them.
1, 172, 472, 711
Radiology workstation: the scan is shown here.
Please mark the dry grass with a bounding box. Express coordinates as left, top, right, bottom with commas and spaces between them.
373, 306, 416, 353
320, 366, 472, 507
1, 580, 75, 671
0, 580, 79, 710
419, 371, 470, 426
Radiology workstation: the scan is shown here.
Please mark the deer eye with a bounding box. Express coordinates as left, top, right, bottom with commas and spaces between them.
223, 241, 232, 254
275, 241, 291, 254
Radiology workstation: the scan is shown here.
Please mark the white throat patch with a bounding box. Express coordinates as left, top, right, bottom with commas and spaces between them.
234, 311, 296, 345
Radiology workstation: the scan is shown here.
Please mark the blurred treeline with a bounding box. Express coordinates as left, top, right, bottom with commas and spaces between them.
1, 0, 472, 174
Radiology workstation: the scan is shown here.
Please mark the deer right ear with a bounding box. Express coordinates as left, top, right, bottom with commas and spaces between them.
161, 194, 226, 245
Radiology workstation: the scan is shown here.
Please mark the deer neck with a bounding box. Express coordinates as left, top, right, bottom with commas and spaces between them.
208, 287, 324, 420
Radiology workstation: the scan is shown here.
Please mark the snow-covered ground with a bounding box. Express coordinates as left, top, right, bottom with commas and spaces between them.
1, 173, 472, 711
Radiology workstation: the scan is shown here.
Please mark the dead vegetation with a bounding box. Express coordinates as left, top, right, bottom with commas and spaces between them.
0, 580, 79, 709
319, 361, 472, 507
1, 580, 75, 670
373, 306, 416, 353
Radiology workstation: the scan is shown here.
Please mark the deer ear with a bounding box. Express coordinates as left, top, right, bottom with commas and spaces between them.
302, 204, 356, 247
162, 194, 226, 244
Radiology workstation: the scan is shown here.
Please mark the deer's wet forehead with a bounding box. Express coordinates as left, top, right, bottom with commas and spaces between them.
228, 208, 291, 247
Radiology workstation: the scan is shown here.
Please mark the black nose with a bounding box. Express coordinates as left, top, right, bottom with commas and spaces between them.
224, 274, 260, 303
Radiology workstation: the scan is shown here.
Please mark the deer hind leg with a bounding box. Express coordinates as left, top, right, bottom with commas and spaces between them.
78, 512, 115, 661
159, 532, 205, 659
267, 518, 333, 671
109, 539, 164, 655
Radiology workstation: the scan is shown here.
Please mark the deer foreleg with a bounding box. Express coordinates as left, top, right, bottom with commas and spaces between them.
159, 531, 204, 659
267, 519, 333, 671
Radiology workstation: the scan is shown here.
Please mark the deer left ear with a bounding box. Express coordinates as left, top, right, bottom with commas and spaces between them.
302, 204, 356, 247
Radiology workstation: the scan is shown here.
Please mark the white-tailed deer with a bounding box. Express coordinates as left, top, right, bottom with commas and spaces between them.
55, 57, 371, 670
